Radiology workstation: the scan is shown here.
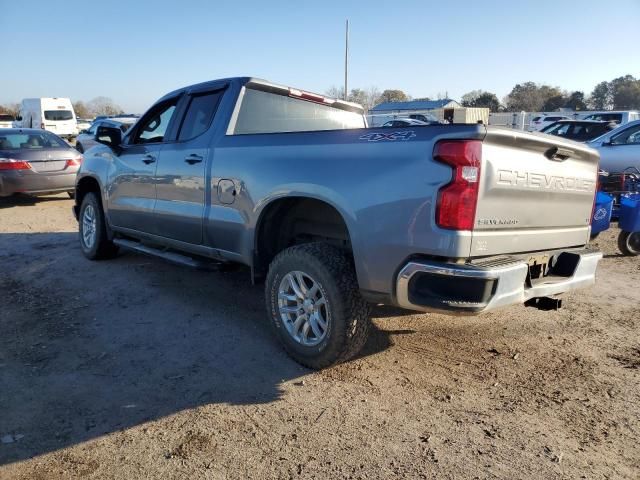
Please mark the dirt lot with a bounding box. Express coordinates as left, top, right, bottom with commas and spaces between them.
0, 194, 639, 479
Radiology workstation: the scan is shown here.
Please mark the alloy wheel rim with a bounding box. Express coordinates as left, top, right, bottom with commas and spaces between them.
82, 204, 97, 249
277, 271, 329, 347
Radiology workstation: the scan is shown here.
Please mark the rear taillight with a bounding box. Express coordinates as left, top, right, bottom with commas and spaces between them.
434, 140, 482, 230
65, 155, 83, 168
0, 158, 32, 170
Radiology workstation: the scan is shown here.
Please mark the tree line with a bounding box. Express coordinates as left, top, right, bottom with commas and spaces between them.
328, 74, 640, 113
0, 97, 124, 118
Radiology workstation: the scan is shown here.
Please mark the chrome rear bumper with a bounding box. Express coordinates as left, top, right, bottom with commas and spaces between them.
395, 249, 602, 313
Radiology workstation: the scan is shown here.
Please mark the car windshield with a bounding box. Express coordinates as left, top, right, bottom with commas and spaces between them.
0, 132, 69, 150
44, 110, 74, 121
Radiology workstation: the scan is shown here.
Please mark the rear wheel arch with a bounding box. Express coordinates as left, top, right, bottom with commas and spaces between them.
253, 196, 358, 279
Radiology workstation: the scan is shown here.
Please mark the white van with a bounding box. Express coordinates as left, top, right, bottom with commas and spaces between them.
19, 98, 78, 140
579, 111, 640, 125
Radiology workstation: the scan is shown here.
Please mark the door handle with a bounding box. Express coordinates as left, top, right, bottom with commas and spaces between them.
142, 155, 156, 164
185, 154, 203, 165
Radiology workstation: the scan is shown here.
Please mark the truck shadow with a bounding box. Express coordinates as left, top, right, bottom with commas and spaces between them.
0, 232, 394, 465
0, 193, 69, 209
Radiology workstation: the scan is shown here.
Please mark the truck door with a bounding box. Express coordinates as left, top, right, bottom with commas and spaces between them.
153, 88, 225, 244
107, 97, 180, 234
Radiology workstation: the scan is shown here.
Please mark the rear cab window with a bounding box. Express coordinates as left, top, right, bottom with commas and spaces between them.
230, 83, 365, 135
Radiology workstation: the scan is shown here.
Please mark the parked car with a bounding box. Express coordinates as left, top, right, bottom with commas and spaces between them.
76, 118, 93, 133
74, 76, 601, 369
382, 118, 428, 127
528, 115, 571, 131
76, 118, 137, 153
540, 120, 616, 142
0, 114, 16, 129
581, 111, 640, 125
0, 128, 82, 197
409, 113, 440, 124
588, 119, 640, 173
19, 98, 77, 141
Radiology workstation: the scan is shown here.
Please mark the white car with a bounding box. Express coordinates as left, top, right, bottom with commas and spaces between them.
0, 114, 15, 128
528, 115, 571, 131
581, 111, 640, 125
76, 118, 93, 133
75, 118, 137, 153
381, 118, 429, 127
588, 119, 640, 173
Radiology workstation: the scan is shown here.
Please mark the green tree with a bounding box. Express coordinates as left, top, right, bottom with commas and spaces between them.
461, 90, 501, 111
542, 95, 566, 111
506, 82, 564, 111
610, 75, 640, 109
589, 81, 612, 110
376, 89, 409, 104
505, 82, 542, 111
564, 91, 587, 111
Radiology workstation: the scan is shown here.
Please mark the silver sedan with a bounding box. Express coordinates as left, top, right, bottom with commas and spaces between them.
75, 118, 137, 153
0, 128, 82, 197
589, 119, 640, 173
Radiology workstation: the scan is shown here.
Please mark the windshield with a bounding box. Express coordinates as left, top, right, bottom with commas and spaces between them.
44, 110, 74, 121
0, 114, 15, 121
0, 132, 69, 150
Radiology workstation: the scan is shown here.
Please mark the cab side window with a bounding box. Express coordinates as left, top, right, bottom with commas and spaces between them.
612, 124, 640, 145
132, 99, 178, 144
177, 90, 224, 141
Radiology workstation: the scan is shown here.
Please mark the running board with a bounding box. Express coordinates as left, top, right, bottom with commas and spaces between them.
113, 238, 225, 270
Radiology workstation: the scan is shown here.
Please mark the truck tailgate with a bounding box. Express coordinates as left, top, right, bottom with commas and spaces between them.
471, 128, 598, 256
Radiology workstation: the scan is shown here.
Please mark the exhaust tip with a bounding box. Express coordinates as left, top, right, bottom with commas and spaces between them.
524, 297, 562, 311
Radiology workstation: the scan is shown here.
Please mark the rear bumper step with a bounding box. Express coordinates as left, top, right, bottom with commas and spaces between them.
395, 249, 602, 313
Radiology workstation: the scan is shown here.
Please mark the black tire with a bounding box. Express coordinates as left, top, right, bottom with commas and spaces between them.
78, 192, 118, 260
68, 191, 75, 199
265, 243, 371, 369
617, 231, 640, 256
76, 142, 84, 153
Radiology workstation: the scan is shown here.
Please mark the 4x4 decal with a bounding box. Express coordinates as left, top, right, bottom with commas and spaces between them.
359, 131, 417, 142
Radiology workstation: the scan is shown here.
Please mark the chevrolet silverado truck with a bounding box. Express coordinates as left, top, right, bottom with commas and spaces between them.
73, 77, 602, 369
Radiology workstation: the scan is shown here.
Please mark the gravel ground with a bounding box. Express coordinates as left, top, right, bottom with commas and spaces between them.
0, 194, 639, 479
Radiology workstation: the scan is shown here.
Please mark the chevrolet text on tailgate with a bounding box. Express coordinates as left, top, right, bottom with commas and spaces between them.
73, 77, 602, 369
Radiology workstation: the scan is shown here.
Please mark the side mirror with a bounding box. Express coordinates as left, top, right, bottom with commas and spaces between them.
602, 138, 613, 146
96, 125, 122, 151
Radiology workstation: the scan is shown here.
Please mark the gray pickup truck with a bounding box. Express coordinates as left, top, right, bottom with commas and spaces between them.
74, 77, 602, 369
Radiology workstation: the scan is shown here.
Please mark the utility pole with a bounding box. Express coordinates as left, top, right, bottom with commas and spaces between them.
344, 19, 349, 101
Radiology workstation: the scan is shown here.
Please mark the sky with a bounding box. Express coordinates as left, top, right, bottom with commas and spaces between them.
1, 0, 639, 113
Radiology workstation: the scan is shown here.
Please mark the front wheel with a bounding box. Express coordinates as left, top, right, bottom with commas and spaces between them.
618, 231, 640, 256
265, 243, 371, 369
78, 192, 118, 260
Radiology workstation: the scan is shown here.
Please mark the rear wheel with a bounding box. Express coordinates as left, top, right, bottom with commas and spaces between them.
78, 192, 118, 260
618, 231, 640, 256
265, 243, 371, 369
68, 191, 75, 199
